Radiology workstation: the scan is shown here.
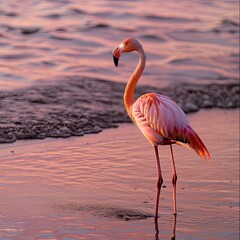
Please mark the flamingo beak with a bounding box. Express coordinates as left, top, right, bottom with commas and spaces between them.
112, 42, 125, 67
113, 56, 119, 67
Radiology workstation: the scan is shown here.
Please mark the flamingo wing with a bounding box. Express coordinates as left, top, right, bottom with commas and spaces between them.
131, 93, 210, 160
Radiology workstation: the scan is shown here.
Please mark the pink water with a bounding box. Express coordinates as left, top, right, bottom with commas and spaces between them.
0, 109, 239, 239
0, 0, 239, 90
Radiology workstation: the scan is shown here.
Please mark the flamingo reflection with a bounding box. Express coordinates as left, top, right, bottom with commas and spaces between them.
154, 215, 177, 240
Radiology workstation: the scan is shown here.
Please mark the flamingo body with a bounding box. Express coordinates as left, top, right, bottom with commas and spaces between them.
132, 93, 210, 159
112, 38, 210, 217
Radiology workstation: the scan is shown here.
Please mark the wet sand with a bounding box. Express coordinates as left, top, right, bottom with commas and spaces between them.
0, 109, 239, 240
0, 77, 239, 143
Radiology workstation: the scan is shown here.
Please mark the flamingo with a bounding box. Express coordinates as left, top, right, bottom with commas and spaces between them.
112, 38, 210, 218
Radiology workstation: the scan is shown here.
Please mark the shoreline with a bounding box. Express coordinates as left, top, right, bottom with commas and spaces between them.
0, 76, 239, 143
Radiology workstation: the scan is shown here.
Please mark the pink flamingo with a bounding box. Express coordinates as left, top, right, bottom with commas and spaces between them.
112, 38, 210, 218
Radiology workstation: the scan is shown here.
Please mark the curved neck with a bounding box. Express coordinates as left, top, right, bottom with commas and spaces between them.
124, 47, 146, 113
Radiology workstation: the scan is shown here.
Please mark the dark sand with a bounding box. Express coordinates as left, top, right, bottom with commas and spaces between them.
0, 77, 239, 143
0, 109, 239, 239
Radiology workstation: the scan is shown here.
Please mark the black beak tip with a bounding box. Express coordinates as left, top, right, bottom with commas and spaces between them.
113, 56, 119, 67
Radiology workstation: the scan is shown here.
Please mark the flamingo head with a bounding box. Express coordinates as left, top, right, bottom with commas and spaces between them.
112, 38, 142, 67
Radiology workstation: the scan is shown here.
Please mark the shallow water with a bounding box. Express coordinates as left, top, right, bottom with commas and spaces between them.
0, 109, 239, 239
0, 0, 239, 144
0, 0, 239, 90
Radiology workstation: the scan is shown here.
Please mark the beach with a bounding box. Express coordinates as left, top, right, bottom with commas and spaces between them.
0, 0, 239, 239
0, 109, 239, 240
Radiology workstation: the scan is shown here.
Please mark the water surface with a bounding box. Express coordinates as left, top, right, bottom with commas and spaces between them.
0, 0, 239, 90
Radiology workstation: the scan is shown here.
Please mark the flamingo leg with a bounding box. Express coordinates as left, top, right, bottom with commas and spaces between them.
170, 144, 177, 215
154, 146, 163, 219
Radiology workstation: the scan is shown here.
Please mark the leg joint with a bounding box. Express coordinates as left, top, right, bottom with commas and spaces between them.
172, 174, 177, 185
157, 177, 163, 188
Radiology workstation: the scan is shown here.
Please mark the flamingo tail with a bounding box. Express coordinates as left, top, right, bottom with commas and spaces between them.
176, 127, 211, 161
